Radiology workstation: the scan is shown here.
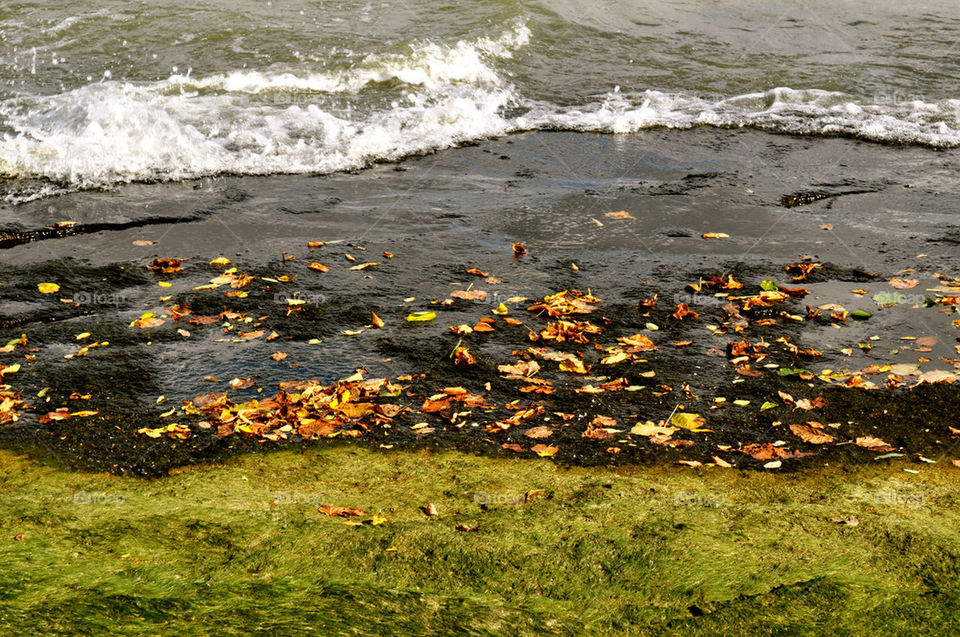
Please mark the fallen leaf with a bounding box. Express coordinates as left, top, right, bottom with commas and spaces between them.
670, 412, 706, 430
531, 444, 557, 457
889, 277, 919, 289
370, 311, 385, 328
318, 504, 364, 518
789, 423, 835, 444
451, 289, 487, 301
701, 232, 729, 239
832, 516, 859, 526
524, 426, 553, 439
631, 421, 677, 437
855, 436, 895, 452
406, 312, 436, 322
37, 283, 60, 294
605, 210, 635, 219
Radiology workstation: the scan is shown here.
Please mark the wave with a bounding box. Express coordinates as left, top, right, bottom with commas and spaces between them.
1, 20, 958, 204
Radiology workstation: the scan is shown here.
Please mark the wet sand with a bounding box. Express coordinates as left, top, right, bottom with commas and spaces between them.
1, 128, 959, 474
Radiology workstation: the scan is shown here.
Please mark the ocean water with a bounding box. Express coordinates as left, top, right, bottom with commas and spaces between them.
1, 0, 959, 203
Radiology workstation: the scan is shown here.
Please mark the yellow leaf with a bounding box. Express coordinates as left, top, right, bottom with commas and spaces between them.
601, 352, 628, 365
349, 262, 381, 271
1, 363, 21, 376
492, 303, 508, 316
559, 359, 589, 374
158, 281, 172, 287
670, 412, 706, 430
38, 283, 60, 294
406, 311, 436, 322
210, 257, 232, 266
630, 421, 677, 436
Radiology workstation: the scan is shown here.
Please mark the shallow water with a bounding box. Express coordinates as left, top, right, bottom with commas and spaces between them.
1, 0, 959, 203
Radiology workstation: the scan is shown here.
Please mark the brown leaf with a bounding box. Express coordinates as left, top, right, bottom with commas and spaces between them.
524, 426, 553, 439
739, 442, 807, 460
498, 360, 540, 377
604, 210, 635, 219
855, 436, 894, 452
832, 516, 859, 526
451, 289, 488, 301
512, 242, 527, 256
789, 423, 835, 444
889, 277, 919, 289
318, 504, 364, 518
370, 311, 385, 328
452, 346, 476, 366
671, 303, 699, 321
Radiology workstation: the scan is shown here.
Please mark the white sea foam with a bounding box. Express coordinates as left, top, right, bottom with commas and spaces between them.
1, 20, 959, 204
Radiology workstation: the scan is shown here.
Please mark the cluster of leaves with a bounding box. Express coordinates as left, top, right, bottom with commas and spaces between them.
138, 374, 407, 441
14, 241, 960, 470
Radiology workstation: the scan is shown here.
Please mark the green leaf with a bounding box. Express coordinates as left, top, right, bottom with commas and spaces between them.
760, 401, 778, 411
760, 280, 779, 291
777, 367, 810, 377
850, 310, 871, 320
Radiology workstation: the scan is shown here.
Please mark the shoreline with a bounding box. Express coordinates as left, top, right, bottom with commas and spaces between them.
0, 129, 958, 475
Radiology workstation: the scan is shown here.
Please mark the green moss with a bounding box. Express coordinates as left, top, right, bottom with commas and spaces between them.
1, 447, 958, 634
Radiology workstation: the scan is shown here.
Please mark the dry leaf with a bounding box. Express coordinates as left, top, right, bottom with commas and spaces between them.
855, 436, 894, 452
318, 504, 364, 517
889, 277, 919, 289
789, 423, 835, 444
